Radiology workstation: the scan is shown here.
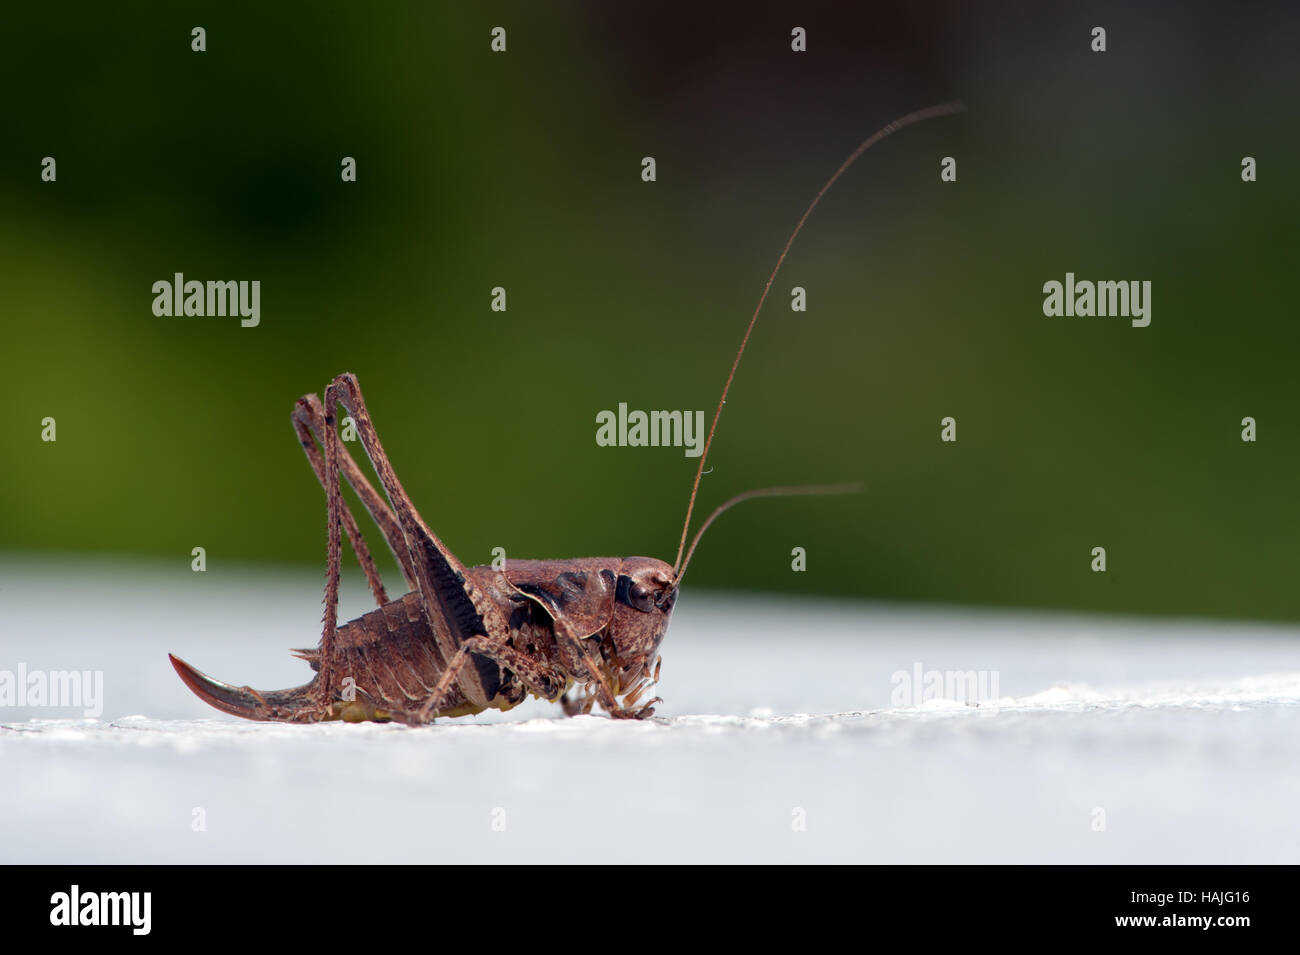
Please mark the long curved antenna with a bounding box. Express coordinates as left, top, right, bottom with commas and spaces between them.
673, 483, 863, 591
671, 100, 965, 576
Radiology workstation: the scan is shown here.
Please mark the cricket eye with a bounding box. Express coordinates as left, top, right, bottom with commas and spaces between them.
630, 585, 655, 612
616, 575, 656, 613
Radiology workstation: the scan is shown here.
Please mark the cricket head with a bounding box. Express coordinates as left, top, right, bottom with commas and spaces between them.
606, 556, 677, 688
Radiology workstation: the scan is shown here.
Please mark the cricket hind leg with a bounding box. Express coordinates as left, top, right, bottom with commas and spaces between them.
292, 392, 420, 603
296, 386, 459, 713
286, 374, 504, 718
409, 636, 571, 724
171, 374, 513, 723
323, 373, 515, 710
168, 376, 471, 724
173, 385, 438, 723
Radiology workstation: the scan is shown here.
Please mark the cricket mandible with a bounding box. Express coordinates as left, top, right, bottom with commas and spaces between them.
169, 101, 964, 723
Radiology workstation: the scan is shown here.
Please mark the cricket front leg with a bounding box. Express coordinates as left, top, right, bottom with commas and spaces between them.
614, 663, 663, 719
558, 683, 661, 718
549, 617, 659, 720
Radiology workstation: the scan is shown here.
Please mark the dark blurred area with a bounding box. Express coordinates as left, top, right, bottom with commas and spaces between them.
2, 1, 1297, 620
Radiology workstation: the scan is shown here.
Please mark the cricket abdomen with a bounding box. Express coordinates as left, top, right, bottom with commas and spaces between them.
320, 573, 580, 717
171, 572, 565, 723
319, 590, 495, 716
170, 591, 500, 722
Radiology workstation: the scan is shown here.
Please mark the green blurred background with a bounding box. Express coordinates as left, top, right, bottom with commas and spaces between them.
2, 1, 1297, 620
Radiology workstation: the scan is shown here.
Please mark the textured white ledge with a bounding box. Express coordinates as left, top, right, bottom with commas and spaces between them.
2, 556, 1298, 863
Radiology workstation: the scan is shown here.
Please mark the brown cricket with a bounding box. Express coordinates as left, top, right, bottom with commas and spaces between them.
170, 101, 964, 723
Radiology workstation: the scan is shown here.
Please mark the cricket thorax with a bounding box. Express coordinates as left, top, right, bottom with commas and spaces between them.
490, 557, 675, 708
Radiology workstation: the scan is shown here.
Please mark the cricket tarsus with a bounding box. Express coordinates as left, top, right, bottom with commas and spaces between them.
171, 102, 961, 724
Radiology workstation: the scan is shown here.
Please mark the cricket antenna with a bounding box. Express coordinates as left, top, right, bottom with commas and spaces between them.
671, 100, 965, 578
673, 482, 863, 590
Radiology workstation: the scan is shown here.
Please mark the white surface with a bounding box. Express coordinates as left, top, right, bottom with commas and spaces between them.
2, 556, 1298, 863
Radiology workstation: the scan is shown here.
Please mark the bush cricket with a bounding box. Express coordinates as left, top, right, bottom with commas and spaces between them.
169, 100, 964, 723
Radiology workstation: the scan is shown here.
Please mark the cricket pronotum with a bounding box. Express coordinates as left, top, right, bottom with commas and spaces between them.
170, 101, 964, 723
